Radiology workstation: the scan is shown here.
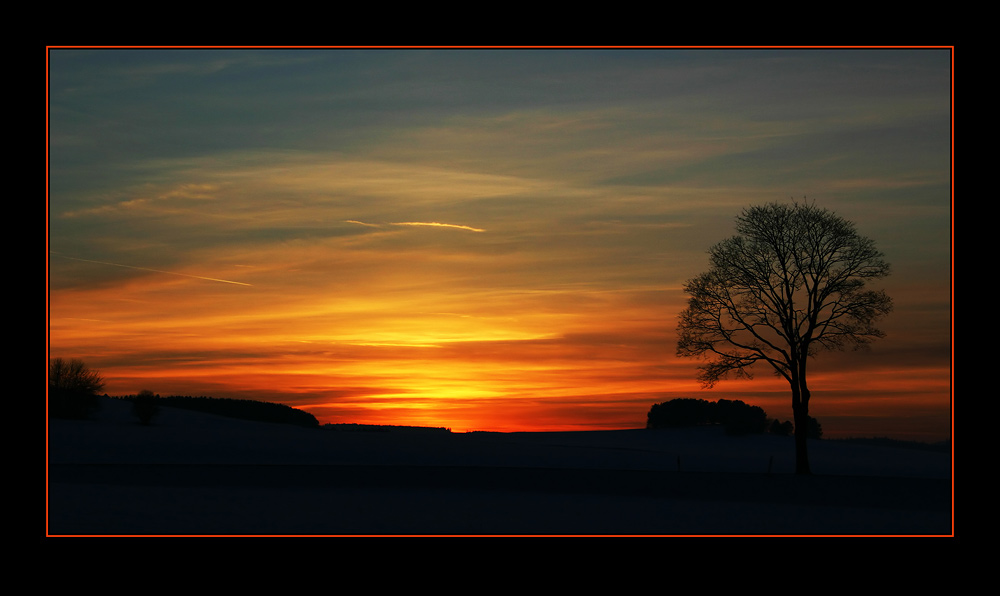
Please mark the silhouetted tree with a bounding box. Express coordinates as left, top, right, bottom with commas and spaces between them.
49, 358, 105, 419
647, 398, 714, 428
647, 397, 769, 435
717, 398, 768, 435
676, 201, 892, 474
132, 389, 159, 425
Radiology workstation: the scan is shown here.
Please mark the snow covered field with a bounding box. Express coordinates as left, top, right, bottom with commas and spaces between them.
47, 398, 952, 536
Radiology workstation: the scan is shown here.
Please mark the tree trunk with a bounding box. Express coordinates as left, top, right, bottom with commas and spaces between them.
790, 363, 812, 475
792, 403, 811, 474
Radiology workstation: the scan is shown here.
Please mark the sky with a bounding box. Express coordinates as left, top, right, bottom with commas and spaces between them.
47, 48, 953, 441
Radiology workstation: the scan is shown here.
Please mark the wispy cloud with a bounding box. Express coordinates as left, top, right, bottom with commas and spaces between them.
344, 220, 486, 232
391, 222, 486, 232
51, 253, 252, 287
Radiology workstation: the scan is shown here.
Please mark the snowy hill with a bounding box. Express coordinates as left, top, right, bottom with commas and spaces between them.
46, 397, 953, 536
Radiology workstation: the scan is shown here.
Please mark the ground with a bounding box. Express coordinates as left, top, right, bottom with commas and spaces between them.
46, 398, 952, 536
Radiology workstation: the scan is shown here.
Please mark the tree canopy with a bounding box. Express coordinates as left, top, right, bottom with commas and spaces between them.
49, 358, 105, 394
647, 398, 769, 435
676, 201, 892, 473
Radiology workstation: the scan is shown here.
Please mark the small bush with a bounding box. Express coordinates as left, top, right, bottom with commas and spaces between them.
132, 390, 160, 425
769, 419, 793, 436
807, 416, 823, 440
49, 387, 102, 419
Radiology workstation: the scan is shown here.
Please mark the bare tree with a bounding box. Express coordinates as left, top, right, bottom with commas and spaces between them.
49, 358, 105, 418
49, 358, 105, 393
676, 201, 892, 474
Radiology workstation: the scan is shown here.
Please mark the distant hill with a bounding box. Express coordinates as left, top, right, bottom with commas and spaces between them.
323, 423, 451, 434
829, 436, 950, 453
115, 394, 319, 428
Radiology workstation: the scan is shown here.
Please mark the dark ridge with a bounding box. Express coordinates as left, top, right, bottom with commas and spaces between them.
828, 437, 951, 453
323, 423, 452, 434
114, 394, 319, 428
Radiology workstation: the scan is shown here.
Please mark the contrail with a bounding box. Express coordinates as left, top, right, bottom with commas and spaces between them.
345, 220, 485, 232
391, 221, 486, 232
51, 253, 252, 286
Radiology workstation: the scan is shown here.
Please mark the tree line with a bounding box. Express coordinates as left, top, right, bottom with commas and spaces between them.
646, 397, 821, 439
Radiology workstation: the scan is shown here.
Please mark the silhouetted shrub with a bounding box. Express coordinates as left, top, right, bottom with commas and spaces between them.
807, 416, 823, 440
49, 388, 101, 419
647, 398, 712, 428
646, 398, 769, 435
132, 390, 160, 425
49, 358, 105, 419
769, 419, 793, 436
717, 398, 768, 435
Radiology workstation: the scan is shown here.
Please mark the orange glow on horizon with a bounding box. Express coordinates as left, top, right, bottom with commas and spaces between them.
49, 246, 950, 439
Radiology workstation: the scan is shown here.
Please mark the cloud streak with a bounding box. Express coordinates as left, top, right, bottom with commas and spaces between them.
344, 220, 486, 232
391, 222, 486, 232
51, 253, 253, 287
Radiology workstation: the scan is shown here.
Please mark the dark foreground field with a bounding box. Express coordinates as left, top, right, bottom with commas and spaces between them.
47, 398, 952, 536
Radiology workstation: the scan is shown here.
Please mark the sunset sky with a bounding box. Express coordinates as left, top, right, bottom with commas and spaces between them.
47, 48, 952, 441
